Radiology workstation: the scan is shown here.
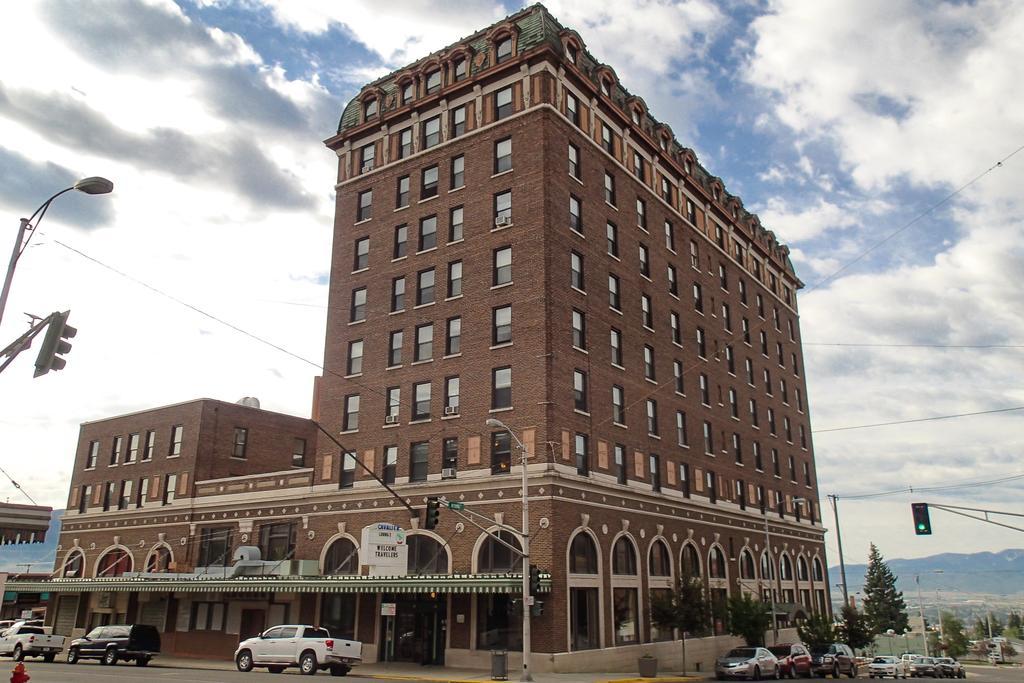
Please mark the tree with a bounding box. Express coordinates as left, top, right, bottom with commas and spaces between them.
861, 544, 908, 635
726, 593, 773, 646
938, 612, 970, 659
798, 613, 837, 651
650, 573, 710, 674
1008, 611, 1022, 631
838, 604, 874, 651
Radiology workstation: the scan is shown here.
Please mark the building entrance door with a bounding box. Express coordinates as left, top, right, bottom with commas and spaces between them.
240, 608, 266, 641
380, 593, 445, 665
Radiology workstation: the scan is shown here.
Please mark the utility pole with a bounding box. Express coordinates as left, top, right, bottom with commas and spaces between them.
828, 494, 849, 607
916, 574, 929, 657
763, 510, 779, 646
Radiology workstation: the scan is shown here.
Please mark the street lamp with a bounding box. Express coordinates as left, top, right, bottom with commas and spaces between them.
0, 177, 113, 327
485, 417, 533, 682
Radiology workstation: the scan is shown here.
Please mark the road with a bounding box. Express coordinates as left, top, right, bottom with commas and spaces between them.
1, 661, 1019, 683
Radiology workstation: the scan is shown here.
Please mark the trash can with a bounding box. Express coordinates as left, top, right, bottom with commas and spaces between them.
491, 650, 508, 680
638, 655, 658, 678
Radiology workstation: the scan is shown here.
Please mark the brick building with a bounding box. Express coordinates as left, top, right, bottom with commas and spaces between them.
14, 4, 829, 671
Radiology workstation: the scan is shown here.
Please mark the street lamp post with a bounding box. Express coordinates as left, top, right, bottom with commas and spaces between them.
827, 494, 850, 607
0, 177, 113, 328
915, 574, 929, 657
762, 508, 779, 646
485, 417, 533, 682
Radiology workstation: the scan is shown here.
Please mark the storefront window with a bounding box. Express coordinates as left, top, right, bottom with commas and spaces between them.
407, 534, 447, 574
613, 587, 639, 645
321, 594, 357, 640
477, 530, 521, 573
476, 594, 521, 651
569, 533, 597, 574
570, 587, 599, 650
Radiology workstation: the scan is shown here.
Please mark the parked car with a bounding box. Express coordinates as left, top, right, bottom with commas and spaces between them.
769, 643, 813, 678
934, 658, 964, 679
0, 624, 65, 662
234, 624, 362, 676
868, 656, 908, 679
715, 647, 781, 680
810, 643, 858, 678
909, 657, 938, 678
66, 624, 160, 666
900, 654, 920, 670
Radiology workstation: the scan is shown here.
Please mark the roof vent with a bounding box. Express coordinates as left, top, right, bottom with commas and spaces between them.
236, 397, 261, 409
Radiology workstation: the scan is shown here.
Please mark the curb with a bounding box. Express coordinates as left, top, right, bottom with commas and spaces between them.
359, 675, 488, 683
604, 677, 700, 683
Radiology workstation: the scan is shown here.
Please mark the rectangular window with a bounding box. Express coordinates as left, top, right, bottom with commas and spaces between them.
572, 309, 587, 350
614, 444, 627, 484
772, 448, 781, 476
444, 376, 460, 414
606, 221, 619, 257
410, 442, 429, 482
726, 345, 736, 374
450, 155, 465, 189
602, 123, 613, 153
571, 251, 585, 290
693, 283, 703, 312
667, 265, 678, 296
604, 172, 616, 205
633, 150, 645, 180
750, 398, 759, 427
610, 327, 623, 366
393, 224, 408, 259
612, 385, 625, 425
86, 440, 99, 469
425, 69, 441, 93
417, 268, 435, 305
492, 305, 512, 345
650, 453, 661, 491
568, 143, 580, 179
449, 206, 464, 242
641, 293, 653, 328
360, 143, 375, 171
566, 92, 580, 126
608, 273, 621, 310
110, 435, 122, 465
450, 105, 466, 137
442, 437, 458, 476
102, 481, 115, 511
163, 473, 177, 505
343, 395, 360, 431
789, 454, 797, 482
447, 260, 463, 298
118, 479, 132, 510
703, 421, 714, 454
446, 316, 462, 355
768, 407, 777, 435
493, 246, 512, 285
422, 115, 440, 149
643, 344, 656, 380
676, 411, 688, 446
413, 382, 432, 421
636, 198, 647, 230
350, 287, 366, 322
347, 339, 364, 375
353, 236, 369, 271
136, 477, 148, 508
729, 387, 739, 418
383, 446, 397, 485
492, 366, 512, 409
696, 327, 706, 358
661, 177, 672, 203
398, 128, 413, 158
357, 189, 372, 221
494, 190, 512, 224
292, 438, 306, 467
707, 470, 717, 504
419, 215, 437, 251
680, 463, 690, 497
754, 441, 763, 471
142, 430, 155, 461
421, 165, 438, 200
670, 311, 682, 345
414, 323, 433, 361
722, 303, 732, 331
574, 432, 589, 476
664, 221, 676, 252
340, 452, 356, 489
385, 386, 401, 421
803, 461, 811, 486
685, 199, 696, 225
673, 360, 684, 393
639, 243, 650, 277
646, 399, 659, 436
573, 369, 588, 412
494, 137, 512, 173
197, 527, 231, 566
569, 195, 582, 233
739, 278, 748, 305
733, 432, 743, 463
388, 330, 403, 367
719, 263, 728, 290
391, 276, 405, 312
699, 373, 710, 405
126, 433, 139, 463
169, 425, 183, 457
491, 431, 512, 474
495, 86, 513, 119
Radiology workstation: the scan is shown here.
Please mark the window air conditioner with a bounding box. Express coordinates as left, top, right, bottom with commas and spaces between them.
384, 415, 398, 425
441, 468, 457, 479
495, 215, 511, 227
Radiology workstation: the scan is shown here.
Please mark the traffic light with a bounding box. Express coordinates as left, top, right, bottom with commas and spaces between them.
531, 600, 544, 617
528, 564, 541, 596
912, 503, 932, 535
33, 310, 76, 378
424, 497, 440, 529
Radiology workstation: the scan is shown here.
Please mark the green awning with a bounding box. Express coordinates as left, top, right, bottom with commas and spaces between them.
4, 572, 552, 595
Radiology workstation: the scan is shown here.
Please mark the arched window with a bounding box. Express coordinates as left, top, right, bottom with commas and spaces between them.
146, 546, 172, 573
97, 548, 132, 577
739, 550, 756, 580
323, 537, 359, 575
63, 550, 84, 578
408, 534, 447, 574
478, 530, 521, 573
798, 556, 809, 582
761, 553, 776, 580
612, 537, 637, 575
681, 544, 701, 577
812, 557, 824, 581
708, 546, 727, 579
364, 98, 378, 119
649, 540, 671, 577
569, 533, 598, 574
780, 554, 793, 581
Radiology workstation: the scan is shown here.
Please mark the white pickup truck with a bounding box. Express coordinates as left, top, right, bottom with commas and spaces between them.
0, 624, 65, 662
234, 624, 361, 676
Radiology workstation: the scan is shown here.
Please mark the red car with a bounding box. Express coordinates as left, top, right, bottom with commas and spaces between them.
769, 643, 813, 678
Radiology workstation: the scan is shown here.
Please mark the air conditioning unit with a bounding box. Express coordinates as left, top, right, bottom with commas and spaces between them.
361, 161, 374, 173
444, 405, 459, 416
441, 468, 457, 479
494, 215, 511, 227
384, 415, 398, 425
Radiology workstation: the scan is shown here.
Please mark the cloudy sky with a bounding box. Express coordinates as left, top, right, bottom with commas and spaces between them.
1, 0, 1022, 570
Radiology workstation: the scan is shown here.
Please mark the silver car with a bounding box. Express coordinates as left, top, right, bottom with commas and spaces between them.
716, 647, 781, 680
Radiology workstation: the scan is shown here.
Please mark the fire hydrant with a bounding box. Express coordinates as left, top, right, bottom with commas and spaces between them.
10, 662, 29, 683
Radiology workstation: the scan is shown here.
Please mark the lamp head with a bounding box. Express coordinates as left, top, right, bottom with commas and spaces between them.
73, 176, 114, 195
485, 418, 503, 429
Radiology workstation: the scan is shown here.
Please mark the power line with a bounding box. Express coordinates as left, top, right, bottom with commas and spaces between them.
0, 466, 38, 505
835, 471, 1024, 500
813, 405, 1024, 434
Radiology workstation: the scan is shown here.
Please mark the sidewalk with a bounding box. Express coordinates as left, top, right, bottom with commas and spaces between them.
152, 655, 704, 683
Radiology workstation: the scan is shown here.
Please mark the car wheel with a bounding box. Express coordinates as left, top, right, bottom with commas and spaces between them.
103, 648, 119, 666
12, 644, 23, 662
849, 665, 858, 679
833, 665, 841, 679
67, 647, 80, 665
135, 655, 150, 667
236, 650, 254, 672
754, 666, 762, 681
330, 664, 350, 677
300, 651, 319, 675
268, 666, 285, 674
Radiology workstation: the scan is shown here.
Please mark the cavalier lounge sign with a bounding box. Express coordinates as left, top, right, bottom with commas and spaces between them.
360, 523, 408, 576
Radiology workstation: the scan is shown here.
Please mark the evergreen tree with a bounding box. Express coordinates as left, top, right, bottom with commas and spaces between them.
938, 612, 970, 658
650, 572, 710, 674
798, 614, 837, 651
861, 543, 909, 635
838, 604, 874, 651
726, 594, 772, 646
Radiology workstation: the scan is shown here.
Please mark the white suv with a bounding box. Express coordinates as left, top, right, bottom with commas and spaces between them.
235, 624, 362, 676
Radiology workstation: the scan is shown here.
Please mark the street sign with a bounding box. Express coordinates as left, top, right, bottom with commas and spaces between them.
360, 523, 408, 576
380, 602, 397, 616
447, 501, 465, 511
